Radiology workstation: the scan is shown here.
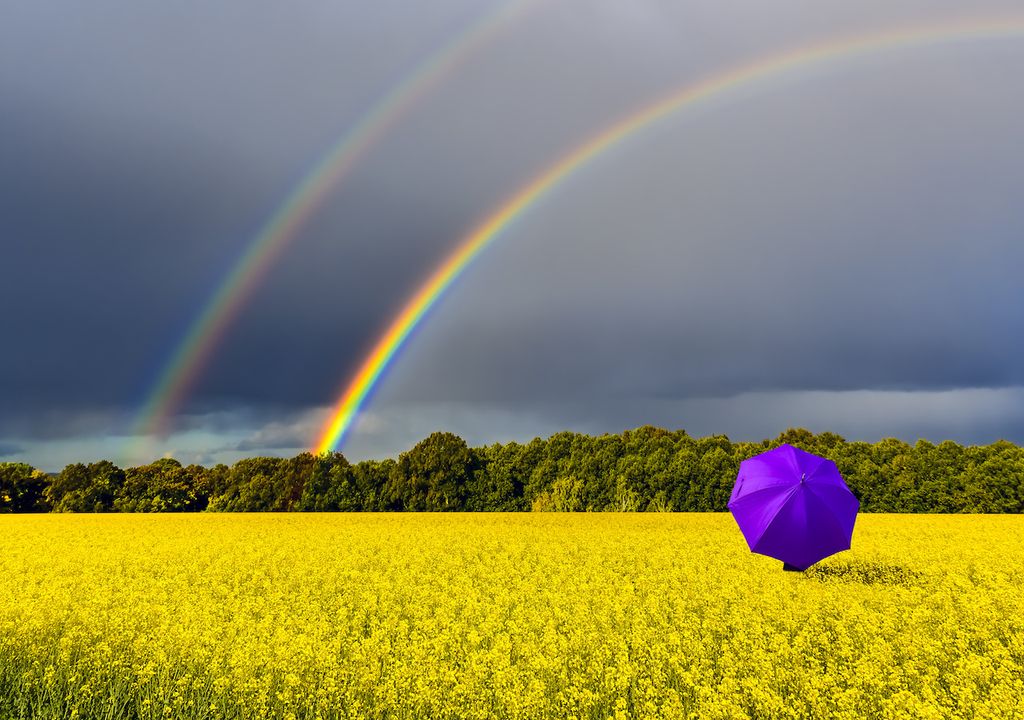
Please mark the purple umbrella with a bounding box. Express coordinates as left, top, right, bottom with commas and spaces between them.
728, 444, 859, 571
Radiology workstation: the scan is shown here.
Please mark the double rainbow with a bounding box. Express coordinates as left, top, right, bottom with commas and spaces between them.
127, 0, 537, 460
314, 17, 1024, 454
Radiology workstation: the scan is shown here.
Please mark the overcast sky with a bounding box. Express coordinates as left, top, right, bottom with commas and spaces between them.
3, 0, 1023, 469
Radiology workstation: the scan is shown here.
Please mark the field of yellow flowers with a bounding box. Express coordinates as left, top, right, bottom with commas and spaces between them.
1, 514, 1022, 719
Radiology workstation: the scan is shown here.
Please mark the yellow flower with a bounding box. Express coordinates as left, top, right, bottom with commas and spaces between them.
0, 514, 1020, 718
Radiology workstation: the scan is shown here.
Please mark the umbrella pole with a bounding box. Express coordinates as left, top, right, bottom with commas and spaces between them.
782, 562, 802, 572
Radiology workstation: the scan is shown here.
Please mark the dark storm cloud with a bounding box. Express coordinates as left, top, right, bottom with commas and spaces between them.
383, 76, 1024, 405
3, 0, 1024, 466
0, 98, 270, 414
370, 34, 1024, 449
231, 415, 323, 454
0, 442, 25, 458
1, 0, 515, 431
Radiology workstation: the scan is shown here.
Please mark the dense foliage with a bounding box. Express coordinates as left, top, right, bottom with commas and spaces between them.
2, 427, 1022, 513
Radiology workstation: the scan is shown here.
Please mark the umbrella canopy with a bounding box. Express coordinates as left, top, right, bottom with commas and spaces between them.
728, 444, 859, 570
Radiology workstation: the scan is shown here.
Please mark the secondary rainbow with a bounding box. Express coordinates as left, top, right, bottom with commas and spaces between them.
314, 17, 1024, 454
126, 0, 537, 461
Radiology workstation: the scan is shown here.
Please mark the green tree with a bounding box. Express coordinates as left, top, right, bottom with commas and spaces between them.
296, 452, 354, 511
116, 458, 201, 512
354, 459, 395, 511
465, 443, 526, 511
532, 474, 585, 512
774, 427, 817, 450
45, 463, 91, 511
208, 457, 283, 512
48, 461, 124, 512
690, 436, 736, 510
393, 432, 475, 511
0, 462, 50, 512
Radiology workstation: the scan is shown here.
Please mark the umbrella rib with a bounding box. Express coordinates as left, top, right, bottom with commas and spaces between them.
748, 484, 801, 550
804, 459, 837, 484
803, 488, 854, 550
802, 481, 860, 536
805, 480, 858, 507
782, 445, 803, 478
728, 482, 797, 508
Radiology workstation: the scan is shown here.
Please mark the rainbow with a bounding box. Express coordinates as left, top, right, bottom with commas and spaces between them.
126, 0, 537, 460
314, 17, 1024, 454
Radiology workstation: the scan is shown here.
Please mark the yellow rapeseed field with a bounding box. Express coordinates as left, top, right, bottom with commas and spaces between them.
1, 514, 1021, 719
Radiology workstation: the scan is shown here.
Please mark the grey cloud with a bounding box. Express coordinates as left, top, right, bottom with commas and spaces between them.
230, 409, 328, 454
0, 442, 25, 458
0, 408, 130, 443
378, 46, 1024, 413
3, 0, 1024, 466
344, 386, 1024, 460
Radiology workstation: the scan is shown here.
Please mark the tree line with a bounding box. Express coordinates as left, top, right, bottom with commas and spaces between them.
1, 427, 1021, 513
